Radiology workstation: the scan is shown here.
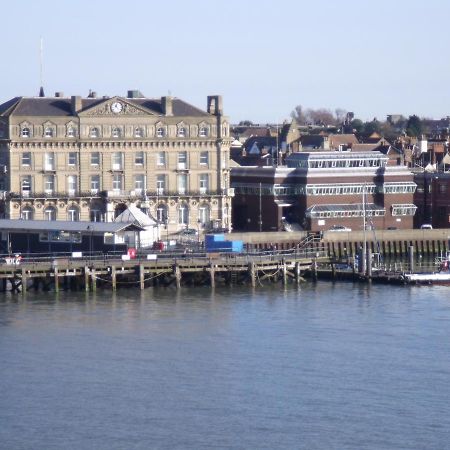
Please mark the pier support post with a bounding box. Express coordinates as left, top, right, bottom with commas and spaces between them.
248, 262, 256, 287
174, 265, 181, 289
91, 268, 96, 292
295, 262, 301, 284
84, 267, 90, 292
54, 268, 59, 293
282, 260, 287, 285
209, 264, 215, 288
408, 245, 414, 273
312, 259, 318, 282
331, 263, 336, 280
21, 269, 27, 294
111, 266, 117, 291
140, 264, 145, 290
366, 247, 372, 281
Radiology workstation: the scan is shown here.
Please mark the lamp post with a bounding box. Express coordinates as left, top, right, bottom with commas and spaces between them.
165, 217, 169, 249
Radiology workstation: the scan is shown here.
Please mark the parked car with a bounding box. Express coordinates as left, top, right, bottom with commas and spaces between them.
420, 224, 433, 230
329, 225, 352, 232
177, 228, 198, 236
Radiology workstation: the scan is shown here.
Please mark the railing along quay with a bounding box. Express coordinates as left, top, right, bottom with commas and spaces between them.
0, 247, 329, 293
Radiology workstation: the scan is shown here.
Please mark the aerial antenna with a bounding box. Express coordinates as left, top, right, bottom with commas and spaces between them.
38, 37, 45, 97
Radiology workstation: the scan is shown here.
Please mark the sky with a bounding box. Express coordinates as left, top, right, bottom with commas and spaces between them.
2, 0, 450, 124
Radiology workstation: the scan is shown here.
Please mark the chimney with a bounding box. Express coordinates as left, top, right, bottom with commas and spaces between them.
128, 90, 144, 98
71, 95, 82, 115
207, 95, 223, 116
161, 96, 173, 116
55, 92, 64, 98
87, 90, 97, 98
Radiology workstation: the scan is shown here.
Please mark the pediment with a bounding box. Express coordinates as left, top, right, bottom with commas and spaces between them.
80, 96, 157, 117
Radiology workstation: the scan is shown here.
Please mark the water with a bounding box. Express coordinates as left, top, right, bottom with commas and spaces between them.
1, 283, 449, 450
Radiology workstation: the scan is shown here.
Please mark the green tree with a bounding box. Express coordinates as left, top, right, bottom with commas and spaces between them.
363, 119, 381, 135
350, 118, 364, 133
406, 115, 423, 137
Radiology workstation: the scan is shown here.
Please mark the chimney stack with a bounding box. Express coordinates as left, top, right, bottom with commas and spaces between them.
161, 96, 173, 116
207, 95, 223, 116
71, 95, 82, 115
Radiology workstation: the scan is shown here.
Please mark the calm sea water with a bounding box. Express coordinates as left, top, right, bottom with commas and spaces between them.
0, 282, 449, 450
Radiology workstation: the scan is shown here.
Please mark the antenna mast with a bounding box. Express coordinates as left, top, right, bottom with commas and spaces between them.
39, 37, 45, 97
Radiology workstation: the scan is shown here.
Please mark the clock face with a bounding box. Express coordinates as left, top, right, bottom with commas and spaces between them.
111, 102, 123, 113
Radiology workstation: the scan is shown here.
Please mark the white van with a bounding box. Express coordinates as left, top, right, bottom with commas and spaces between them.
420, 224, 433, 230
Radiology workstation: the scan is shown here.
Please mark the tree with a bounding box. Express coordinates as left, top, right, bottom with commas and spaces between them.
363, 119, 382, 135
350, 119, 364, 133
406, 115, 423, 137
238, 120, 254, 126
305, 108, 336, 126
291, 105, 306, 124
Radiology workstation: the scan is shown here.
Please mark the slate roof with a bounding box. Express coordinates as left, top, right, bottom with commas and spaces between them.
0, 96, 210, 118
0, 219, 144, 234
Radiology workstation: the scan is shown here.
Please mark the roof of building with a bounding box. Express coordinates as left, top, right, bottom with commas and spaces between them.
0, 95, 210, 118
0, 219, 144, 234
328, 134, 359, 148
114, 205, 156, 227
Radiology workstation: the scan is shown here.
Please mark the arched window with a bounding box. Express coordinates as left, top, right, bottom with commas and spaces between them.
199, 126, 208, 137
112, 127, 121, 138
67, 205, 80, 221
178, 202, 189, 226
21, 127, 30, 138
67, 126, 76, 138
21, 206, 34, 220
198, 203, 210, 225
156, 203, 168, 223
44, 206, 57, 221
90, 127, 100, 138
156, 127, 165, 138
177, 127, 186, 137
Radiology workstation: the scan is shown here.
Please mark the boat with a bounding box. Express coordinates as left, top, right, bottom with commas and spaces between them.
403, 253, 450, 284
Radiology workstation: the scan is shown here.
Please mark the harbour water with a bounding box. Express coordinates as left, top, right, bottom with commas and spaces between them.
1, 283, 449, 450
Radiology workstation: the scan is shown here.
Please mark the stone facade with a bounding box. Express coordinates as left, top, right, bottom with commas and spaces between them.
0, 92, 233, 237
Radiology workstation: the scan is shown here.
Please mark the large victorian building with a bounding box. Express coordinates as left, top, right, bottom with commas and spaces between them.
0, 91, 233, 236
231, 151, 417, 232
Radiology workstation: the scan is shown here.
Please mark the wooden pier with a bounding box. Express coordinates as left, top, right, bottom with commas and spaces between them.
0, 249, 329, 293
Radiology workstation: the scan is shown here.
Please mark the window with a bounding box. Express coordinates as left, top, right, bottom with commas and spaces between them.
112, 152, 123, 170
68, 152, 78, 166
21, 127, 30, 138
200, 151, 208, 166
44, 152, 55, 171
199, 174, 209, 194
199, 126, 208, 137
156, 175, 166, 194
21, 206, 34, 220
198, 204, 210, 225
156, 127, 165, 138
157, 152, 166, 166
177, 174, 187, 194
439, 184, 447, 194
112, 127, 121, 138
44, 127, 54, 138
156, 203, 168, 222
44, 205, 57, 221
177, 127, 186, 137
67, 126, 76, 138
21, 152, 32, 167
112, 173, 123, 192
178, 151, 187, 169
44, 175, 55, 194
90, 127, 100, 138
90, 175, 100, 193
90, 209, 103, 222
178, 203, 189, 225
91, 152, 100, 166
21, 176, 32, 196
67, 205, 80, 221
134, 174, 145, 192
67, 175, 78, 196
135, 127, 144, 138
135, 151, 144, 166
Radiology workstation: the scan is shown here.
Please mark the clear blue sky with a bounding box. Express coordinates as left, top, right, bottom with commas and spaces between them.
3, 0, 450, 124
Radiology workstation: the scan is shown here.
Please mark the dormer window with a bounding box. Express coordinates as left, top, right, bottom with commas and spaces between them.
178, 127, 186, 138
199, 126, 208, 137
44, 127, 54, 138
156, 127, 165, 138
112, 127, 121, 138
90, 127, 100, 138
67, 127, 76, 138
135, 127, 144, 138
21, 127, 31, 138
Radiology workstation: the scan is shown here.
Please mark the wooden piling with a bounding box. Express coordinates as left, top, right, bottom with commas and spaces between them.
84, 267, 90, 292
140, 264, 145, 290
54, 268, 59, 293
111, 266, 117, 291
